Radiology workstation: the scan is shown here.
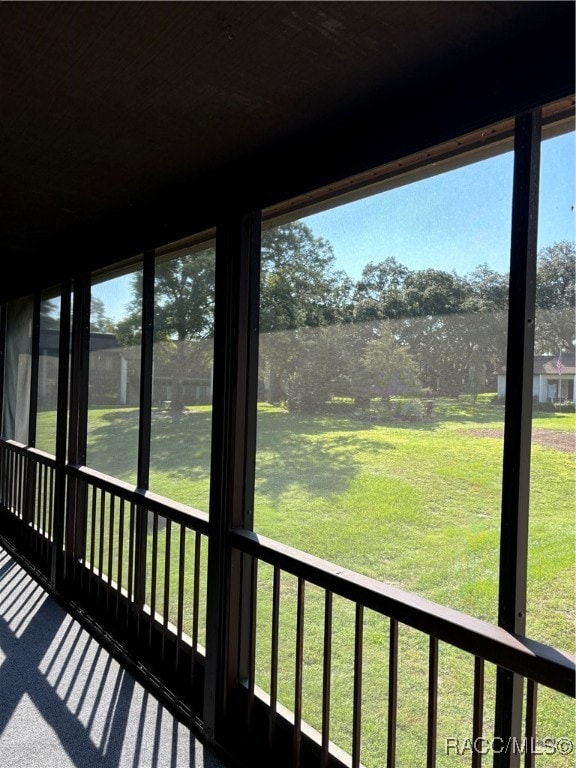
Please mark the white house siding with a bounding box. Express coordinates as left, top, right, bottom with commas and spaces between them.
497, 372, 575, 402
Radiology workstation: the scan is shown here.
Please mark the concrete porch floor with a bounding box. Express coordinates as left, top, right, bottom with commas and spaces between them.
0, 543, 234, 768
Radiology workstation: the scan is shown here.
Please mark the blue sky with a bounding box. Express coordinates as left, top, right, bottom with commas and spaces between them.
301, 131, 575, 280
95, 131, 575, 319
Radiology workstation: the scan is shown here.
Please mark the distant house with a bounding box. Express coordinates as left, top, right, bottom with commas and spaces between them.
38, 328, 61, 409
496, 354, 575, 403
39, 329, 130, 408
150, 338, 213, 407
88, 332, 132, 406
39, 329, 213, 409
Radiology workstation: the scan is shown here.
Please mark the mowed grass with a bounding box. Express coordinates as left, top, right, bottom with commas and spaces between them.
35, 399, 575, 766
253, 400, 575, 766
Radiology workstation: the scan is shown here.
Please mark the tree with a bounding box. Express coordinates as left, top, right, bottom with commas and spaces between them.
259, 222, 351, 403
284, 325, 342, 413
402, 268, 469, 317
535, 240, 575, 354
467, 343, 488, 412
463, 263, 509, 313
536, 241, 575, 310
117, 248, 215, 414
281, 321, 421, 414
40, 298, 60, 330
154, 248, 215, 413
388, 265, 509, 395
356, 324, 421, 396
460, 263, 509, 387
352, 257, 409, 322
260, 222, 349, 330
90, 296, 115, 333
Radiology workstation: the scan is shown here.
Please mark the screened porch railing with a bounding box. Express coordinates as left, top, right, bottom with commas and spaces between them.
0, 439, 56, 573
66, 463, 209, 694
229, 528, 574, 768
0, 437, 210, 720
0, 436, 574, 768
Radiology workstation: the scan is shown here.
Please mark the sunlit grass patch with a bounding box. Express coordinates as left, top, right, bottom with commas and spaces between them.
33, 399, 575, 767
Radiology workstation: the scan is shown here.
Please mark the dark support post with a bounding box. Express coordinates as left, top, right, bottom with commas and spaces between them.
28, 291, 40, 448
68, 275, 91, 467
134, 253, 154, 610
472, 657, 485, 768
64, 274, 91, 585
427, 636, 438, 768
137, 252, 154, 489
23, 292, 41, 528
494, 109, 541, 768
0, 304, 6, 511
203, 211, 261, 747
51, 281, 72, 588
524, 681, 538, 768
0, 302, 5, 433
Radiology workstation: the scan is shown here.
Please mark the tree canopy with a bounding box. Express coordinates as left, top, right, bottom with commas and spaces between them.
108, 224, 574, 413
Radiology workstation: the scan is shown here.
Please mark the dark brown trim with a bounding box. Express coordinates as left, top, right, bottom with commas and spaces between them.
472, 657, 485, 768
495, 109, 542, 768
387, 618, 398, 768
51, 282, 71, 588
28, 291, 40, 448
230, 528, 575, 697
137, 252, 154, 491
64, 275, 91, 586
524, 681, 538, 768
203, 211, 261, 745
426, 636, 439, 768
66, 463, 209, 534
0, 302, 5, 431
352, 603, 363, 768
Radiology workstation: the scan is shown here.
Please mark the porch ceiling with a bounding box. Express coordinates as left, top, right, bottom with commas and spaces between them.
0, 1, 574, 299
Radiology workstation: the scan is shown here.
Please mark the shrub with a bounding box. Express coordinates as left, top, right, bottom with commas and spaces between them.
534, 400, 557, 412
354, 395, 371, 411
285, 371, 329, 414
532, 400, 575, 413
554, 401, 575, 413
399, 399, 425, 422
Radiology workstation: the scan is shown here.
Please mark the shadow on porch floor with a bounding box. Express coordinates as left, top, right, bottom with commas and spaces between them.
0, 543, 233, 768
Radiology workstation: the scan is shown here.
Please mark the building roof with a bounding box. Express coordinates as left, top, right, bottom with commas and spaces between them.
497, 354, 576, 376
39, 328, 122, 354
534, 354, 576, 376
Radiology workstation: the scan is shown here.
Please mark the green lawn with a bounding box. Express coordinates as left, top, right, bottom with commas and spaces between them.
252, 399, 575, 766
35, 399, 575, 766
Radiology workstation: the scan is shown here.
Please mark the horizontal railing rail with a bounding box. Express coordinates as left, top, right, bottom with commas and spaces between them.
0, 438, 58, 463
67, 463, 210, 535
231, 528, 574, 696
229, 527, 575, 768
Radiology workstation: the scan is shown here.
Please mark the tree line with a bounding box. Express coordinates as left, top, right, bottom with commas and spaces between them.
47, 223, 573, 414
259, 225, 574, 411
